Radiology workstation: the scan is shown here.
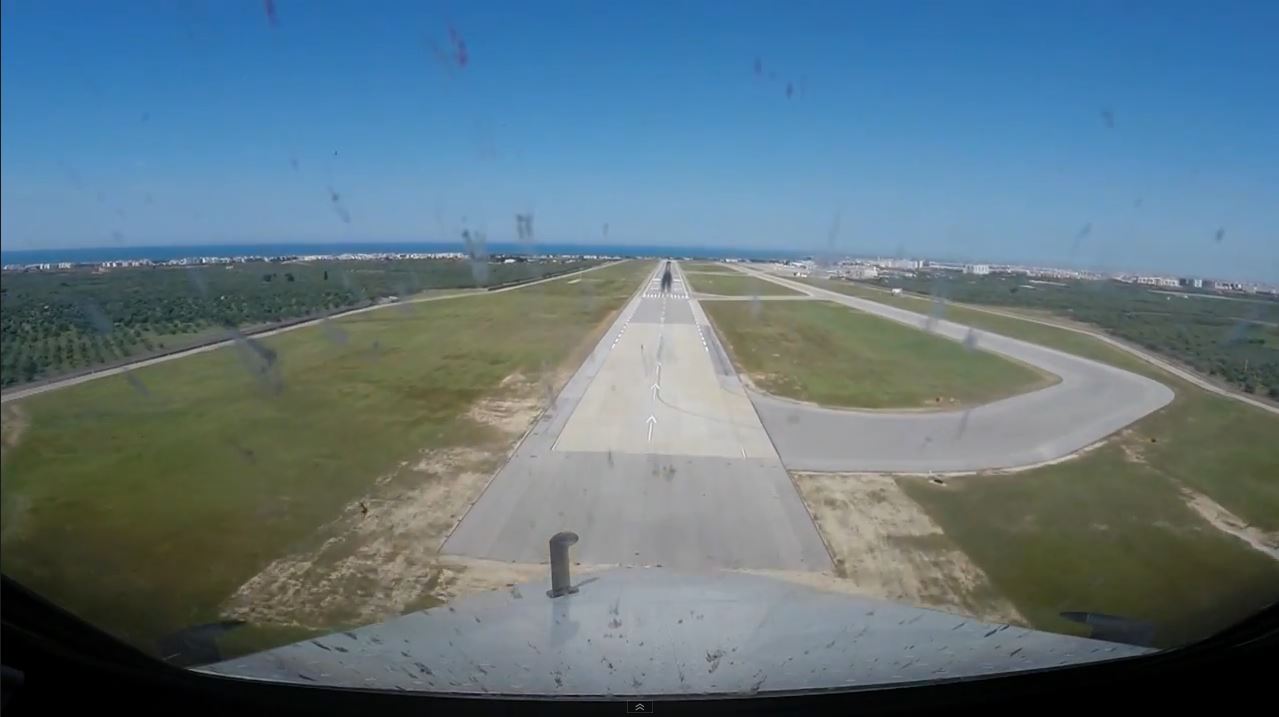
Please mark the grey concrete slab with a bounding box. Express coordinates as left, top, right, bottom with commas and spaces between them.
554, 321, 776, 458
629, 298, 694, 324
444, 452, 830, 570
733, 268, 1176, 473
640, 272, 690, 300
697, 294, 819, 301
442, 262, 833, 571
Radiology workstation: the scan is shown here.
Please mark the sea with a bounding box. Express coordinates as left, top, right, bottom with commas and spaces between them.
1, 241, 811, 266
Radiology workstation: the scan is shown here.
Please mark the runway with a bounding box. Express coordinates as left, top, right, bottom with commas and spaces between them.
441, 262, 834, 571
443, 259, 1174, 569
733, 267, 1176, 473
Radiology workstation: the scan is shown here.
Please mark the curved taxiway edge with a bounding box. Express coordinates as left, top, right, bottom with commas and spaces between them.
730, 268, 1175, 473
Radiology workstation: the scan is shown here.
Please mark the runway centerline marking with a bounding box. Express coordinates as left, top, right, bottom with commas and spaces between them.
441, 261, 836, 571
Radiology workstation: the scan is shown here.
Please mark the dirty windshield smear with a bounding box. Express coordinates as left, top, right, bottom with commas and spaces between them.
2, 0, 1277, 696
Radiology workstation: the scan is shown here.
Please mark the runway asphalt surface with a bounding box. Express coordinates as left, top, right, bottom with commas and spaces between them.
733, 267, 1176, 473
442, 262, 834, 571
450, 258, 1173, 569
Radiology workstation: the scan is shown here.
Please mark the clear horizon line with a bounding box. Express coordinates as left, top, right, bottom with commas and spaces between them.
2, 240, 1275, 285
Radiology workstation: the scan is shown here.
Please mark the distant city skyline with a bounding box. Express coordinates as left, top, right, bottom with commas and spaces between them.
3, 1, 1276, 282
3, 239, 1273, 287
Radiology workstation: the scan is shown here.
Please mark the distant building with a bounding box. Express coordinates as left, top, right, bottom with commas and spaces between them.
1179, 277, 1204, 289
1128, 275, 1180, 288
875, 258, 921, 270
101, 259, 153, 268
963, 264, 990, 275
842, 265, 879, 280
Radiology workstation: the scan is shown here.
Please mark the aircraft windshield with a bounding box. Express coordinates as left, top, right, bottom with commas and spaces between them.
1, 0, 1276, 697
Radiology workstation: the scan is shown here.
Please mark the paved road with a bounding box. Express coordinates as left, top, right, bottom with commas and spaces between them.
695, 294, 817, 301
797, 278, 1277, 417
0, 261, 622, 405
442, 262, 833, 571
952, 303, 1279, 416
731, 267, 1175, 473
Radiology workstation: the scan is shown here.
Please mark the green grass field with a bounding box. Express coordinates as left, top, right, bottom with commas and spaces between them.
899, 448, 1279, 648
702, 300, 1053, 409
797, 279, 1157, 368
798, 277, 1279, 645
0, 261, 650, 654
868, 271, 1279, 397
800, 277, 1279, 530
687, 272, 801, 296
1, 259, 598, 388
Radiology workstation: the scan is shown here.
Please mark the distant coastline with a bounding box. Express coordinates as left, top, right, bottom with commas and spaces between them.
0, 241, 808, 267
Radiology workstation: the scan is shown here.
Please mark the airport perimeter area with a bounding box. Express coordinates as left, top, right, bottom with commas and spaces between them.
2, 260, 1276, 655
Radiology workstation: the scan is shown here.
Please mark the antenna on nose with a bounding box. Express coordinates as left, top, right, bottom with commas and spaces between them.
547, 531, 580, 598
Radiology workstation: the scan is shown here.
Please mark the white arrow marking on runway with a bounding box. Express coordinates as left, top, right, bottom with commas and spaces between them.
652, 382, 660, 398
646, 414, 657, 442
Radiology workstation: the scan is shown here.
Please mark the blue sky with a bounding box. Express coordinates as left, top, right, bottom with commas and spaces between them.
2, 0, 1276, 280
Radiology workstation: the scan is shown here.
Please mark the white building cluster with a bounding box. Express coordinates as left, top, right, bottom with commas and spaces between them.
3, 251, 602, 273
1120, 274, 1181, 288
